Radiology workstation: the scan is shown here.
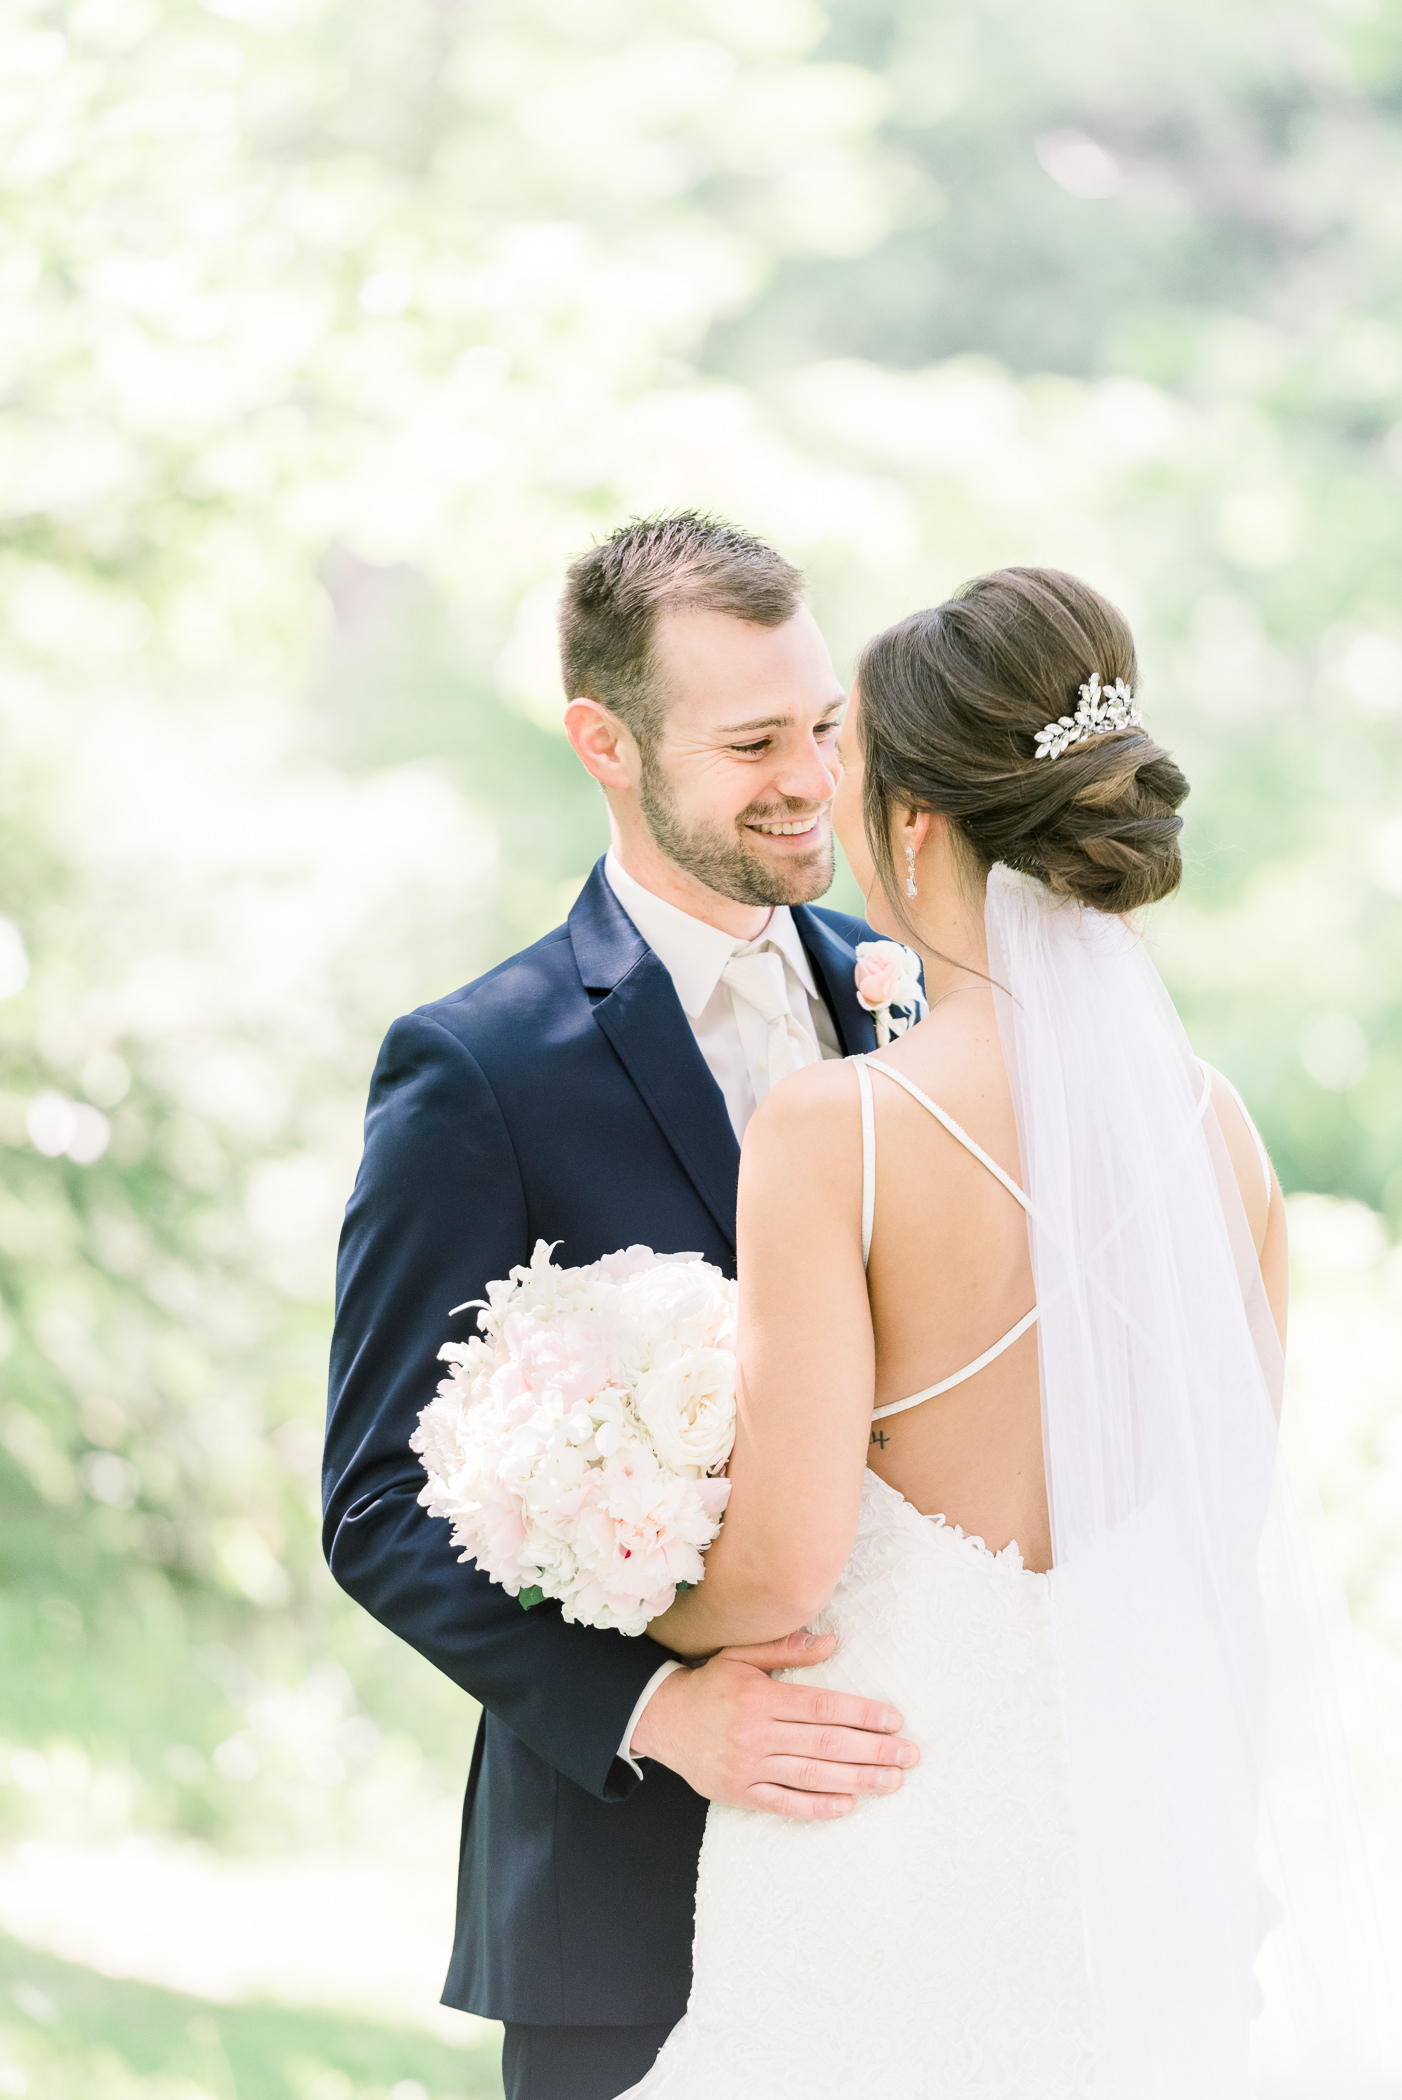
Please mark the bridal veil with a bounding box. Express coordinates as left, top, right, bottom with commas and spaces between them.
985, 864, 1391, 2099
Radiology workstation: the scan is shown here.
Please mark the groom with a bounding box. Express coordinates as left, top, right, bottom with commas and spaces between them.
324, 512, 915, 2100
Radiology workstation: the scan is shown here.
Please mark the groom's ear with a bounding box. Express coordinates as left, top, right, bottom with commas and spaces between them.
565, 697, 640, 793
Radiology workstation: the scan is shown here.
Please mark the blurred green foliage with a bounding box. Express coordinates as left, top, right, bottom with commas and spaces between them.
0, 1930, 501, 2099
1, 0, 1401, 2082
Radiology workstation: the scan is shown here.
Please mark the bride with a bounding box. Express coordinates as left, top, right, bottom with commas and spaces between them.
617, 567, 1385, 2098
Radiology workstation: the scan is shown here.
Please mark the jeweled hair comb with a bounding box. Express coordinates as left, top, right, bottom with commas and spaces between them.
1034, 673, 1144, 761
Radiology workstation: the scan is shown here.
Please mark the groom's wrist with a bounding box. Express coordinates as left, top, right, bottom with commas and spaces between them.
620, 1659, 687, 1775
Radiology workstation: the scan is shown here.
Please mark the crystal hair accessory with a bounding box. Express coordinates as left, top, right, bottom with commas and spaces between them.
1033, 673, 1144, 762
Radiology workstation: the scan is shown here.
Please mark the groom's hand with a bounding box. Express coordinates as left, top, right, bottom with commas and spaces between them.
628, 1629, 918, 1819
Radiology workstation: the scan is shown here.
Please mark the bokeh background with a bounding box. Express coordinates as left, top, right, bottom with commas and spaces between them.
3, 0, 1402, 2094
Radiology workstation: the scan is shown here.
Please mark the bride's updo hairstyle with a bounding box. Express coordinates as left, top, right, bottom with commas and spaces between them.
857, 566, 1188, 917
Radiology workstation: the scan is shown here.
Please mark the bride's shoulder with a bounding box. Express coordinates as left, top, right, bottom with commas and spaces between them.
740, 1059, 864, 1178
1200, 1062, 1279, 1254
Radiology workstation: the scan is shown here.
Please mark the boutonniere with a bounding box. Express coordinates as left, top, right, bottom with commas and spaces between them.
854, 940, 926, 1047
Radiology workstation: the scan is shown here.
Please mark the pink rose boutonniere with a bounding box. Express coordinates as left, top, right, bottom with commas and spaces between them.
854, 940, 926, 1047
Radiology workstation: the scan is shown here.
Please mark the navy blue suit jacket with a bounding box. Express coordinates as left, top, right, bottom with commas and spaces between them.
324, 860, 877, 2026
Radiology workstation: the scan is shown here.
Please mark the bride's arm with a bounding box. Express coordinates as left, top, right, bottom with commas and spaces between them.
648, 1061, 875, 1658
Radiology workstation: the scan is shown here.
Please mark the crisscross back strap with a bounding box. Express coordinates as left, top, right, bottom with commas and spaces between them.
871, 1304, 1040, 1420
858, 1054, 1038, 1423
865, 1058, 1030, 1210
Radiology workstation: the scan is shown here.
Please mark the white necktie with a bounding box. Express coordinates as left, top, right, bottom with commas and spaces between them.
720, 945, 820, 1108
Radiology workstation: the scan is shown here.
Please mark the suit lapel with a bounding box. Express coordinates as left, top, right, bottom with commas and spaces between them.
570, 865, 741, 1249
794, 906, 877, 1056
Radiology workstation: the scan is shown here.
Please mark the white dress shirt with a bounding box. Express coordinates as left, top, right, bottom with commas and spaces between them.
604, 850, 844, 1773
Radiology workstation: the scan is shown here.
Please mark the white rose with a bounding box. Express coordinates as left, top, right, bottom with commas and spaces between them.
633, 1346, 736, 1474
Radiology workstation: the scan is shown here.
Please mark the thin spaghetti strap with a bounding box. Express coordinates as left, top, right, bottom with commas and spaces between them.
863, 1056, 1037, 1425
865, 1059, 1030, 1212
854, 1057, 876, 1269
871, 1304, 1040, 1421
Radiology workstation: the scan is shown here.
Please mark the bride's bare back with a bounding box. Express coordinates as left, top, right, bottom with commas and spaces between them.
856, 982, 1284, 1578
858, 985, 1050, 1568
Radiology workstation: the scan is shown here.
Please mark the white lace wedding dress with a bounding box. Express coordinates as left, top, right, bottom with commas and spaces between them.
622, 1468, 1094, 2099
619, 1059, 1095, 2099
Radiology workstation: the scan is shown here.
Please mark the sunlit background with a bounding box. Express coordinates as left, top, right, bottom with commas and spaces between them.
3, 0, 1402, 2093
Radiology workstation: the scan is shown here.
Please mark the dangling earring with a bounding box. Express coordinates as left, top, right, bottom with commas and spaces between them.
905, 843, 918, 899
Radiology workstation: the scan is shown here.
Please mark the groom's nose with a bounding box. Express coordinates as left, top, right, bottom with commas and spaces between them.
770, 738, 838, 808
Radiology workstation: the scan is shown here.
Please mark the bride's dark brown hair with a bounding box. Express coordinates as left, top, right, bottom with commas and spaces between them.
857, 566, 1189, 919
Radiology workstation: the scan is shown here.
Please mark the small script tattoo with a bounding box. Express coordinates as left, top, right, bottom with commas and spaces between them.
870, 1428, 890, 1450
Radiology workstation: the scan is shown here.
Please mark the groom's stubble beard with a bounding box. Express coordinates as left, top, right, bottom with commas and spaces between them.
636, 743, 835, 909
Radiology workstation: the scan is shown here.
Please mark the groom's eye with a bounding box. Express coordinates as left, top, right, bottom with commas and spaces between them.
730, 739, 770, 757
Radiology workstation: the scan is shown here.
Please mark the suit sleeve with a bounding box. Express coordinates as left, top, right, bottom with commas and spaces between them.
323, 1008, 678, 1802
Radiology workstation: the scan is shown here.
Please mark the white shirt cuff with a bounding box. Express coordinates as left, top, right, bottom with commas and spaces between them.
617, 1660, 686, 1780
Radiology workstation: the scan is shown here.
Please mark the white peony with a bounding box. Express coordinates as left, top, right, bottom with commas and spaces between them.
633, 1346, 737, 1474
621, 1261, 734, 1352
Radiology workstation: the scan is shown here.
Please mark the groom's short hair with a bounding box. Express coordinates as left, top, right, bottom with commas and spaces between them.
559, 510, 805, 753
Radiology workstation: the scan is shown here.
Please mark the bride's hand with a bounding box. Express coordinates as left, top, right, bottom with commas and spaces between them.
628, 1628, 919, 1819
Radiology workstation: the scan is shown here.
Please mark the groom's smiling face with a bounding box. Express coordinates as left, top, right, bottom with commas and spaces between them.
631, 605, 846, 910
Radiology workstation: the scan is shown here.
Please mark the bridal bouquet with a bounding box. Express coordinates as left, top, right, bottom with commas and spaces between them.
411, 1241, 736, 1635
